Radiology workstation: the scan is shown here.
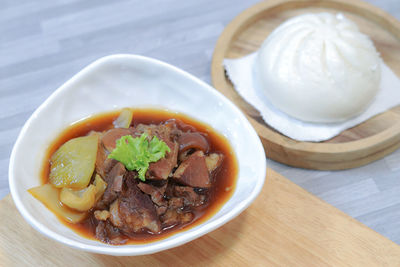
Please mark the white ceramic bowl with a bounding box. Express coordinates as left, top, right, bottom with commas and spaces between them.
9, 54, 266, 256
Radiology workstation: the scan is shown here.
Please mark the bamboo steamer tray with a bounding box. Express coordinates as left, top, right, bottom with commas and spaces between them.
211, 0, 400, 170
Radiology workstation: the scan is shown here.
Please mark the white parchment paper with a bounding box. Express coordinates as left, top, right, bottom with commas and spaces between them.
224, 53, 400, 141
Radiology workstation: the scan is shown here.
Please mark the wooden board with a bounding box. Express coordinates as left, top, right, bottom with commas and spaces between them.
1, 169, 400, 266
211, 0, 400, 170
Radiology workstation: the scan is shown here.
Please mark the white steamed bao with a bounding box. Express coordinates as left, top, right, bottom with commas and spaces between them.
254, 13, 381, 123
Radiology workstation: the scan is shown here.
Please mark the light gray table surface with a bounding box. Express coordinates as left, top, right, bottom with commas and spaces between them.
2, 0, 400, 245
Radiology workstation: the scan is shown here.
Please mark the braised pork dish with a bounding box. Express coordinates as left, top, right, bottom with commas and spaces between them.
28, 109, 237, 244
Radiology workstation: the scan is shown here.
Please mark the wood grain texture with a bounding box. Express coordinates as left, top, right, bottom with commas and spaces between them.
211, 0, 400, 170
1, 169, 400, 266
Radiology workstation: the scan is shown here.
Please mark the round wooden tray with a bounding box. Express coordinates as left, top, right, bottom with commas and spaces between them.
211, 0, 400, 170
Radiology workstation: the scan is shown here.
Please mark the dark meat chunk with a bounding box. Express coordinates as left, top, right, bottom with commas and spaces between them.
135, 121, 181, 140
173, 151, 211, 188
101, 128, 133, 152
95, 220, 127, 245
106, 162, 126, 184
148, 141, 178, 179
95, 138, 117, 179
160, 209, 194, 227
137, 182, 167, 207
156, 206, 168, 216
109, 199, 123, 227
95, 162, 126, 209
167, 119, 196, 133
135, 124, 179, 180
133, 124, 152, 137
137, 182, 162, 195
164, 120, 183, 139
205, 153, 223, 173
178, 132, 209, 153
112, 175, 123, 192
168, 197, 184, 209
134, 123, 172, 140
178, 149, 193, 162
116, 178, 161, 234
174, 185, 206, 207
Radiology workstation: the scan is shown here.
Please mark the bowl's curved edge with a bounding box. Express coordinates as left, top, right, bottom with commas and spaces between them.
9, 54, 267, 255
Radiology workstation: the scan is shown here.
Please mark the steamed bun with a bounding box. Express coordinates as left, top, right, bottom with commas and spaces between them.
255, 13, 381, 123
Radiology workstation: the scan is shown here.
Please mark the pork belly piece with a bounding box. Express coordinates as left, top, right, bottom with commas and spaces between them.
96, 145, 117, 179
137, 182, 168, 207
173, 151, 211, 188
173, 185, 206, 207
147, 141, 178, 180
101, 128, 133, 152
168, 197, 184, 209
173, 151, 224, 188
155, 206, 168, 216
114, 178, 161, 234
108, 199, 123, 227
95, 137, 118, 179
95, 220, 127, 245
160, 209, 194, 227
95, 162, 126, 210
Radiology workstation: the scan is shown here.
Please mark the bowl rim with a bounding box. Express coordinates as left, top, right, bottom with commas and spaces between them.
9, 54, 266, 256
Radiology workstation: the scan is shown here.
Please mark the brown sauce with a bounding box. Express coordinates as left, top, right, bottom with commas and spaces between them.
41, 108, 238, 244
